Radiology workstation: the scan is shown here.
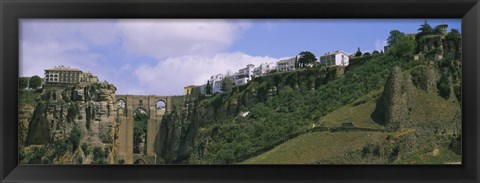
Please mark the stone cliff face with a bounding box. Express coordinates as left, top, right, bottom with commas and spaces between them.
20, 82, 119, 164
373, 66, 416, 131
370, 64, 461, 162
156, 101, 198, 164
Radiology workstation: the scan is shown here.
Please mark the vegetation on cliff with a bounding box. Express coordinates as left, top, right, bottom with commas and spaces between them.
19, 82, 119, 164
157, 24, 461, 164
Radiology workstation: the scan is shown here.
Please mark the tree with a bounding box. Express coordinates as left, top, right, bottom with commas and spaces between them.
29, 75, 42, 89
363, 52, 371, 57
221, 73, 233, 94
205, 80, 212, 95
19, 77, 29, 89
387, 30, 406, 46
446, 29, 460, 42
446, 29, 461, 58
298, 51, 317, 68
417, 20, 433, 37
387, 35, 416, 59
355, 47, 362, 57
294, 56, 299, 68
415, 21, 434, 53
133, 111, 148, 154
372, 50, 380, 55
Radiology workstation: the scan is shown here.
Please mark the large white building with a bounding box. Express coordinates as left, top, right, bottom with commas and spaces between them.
276, 57, 296, 72
253, 62, 276, 77
44, 65, 99, 86
198, 74, 225, 95
233, 64, 255, 86
319, 50, 349, 66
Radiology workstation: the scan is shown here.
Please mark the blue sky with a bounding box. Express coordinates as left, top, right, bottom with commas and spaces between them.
20, 19, 461, 95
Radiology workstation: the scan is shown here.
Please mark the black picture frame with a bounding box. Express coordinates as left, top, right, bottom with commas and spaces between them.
1, 0, 479, 182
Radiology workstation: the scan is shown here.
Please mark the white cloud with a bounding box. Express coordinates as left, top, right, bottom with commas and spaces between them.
21, 19, 120, 46
20, 19, 277, 95
133, 52, 279, 95
19, 41, 103, 77
20, 20, 121, 77
117, 19, 250, 59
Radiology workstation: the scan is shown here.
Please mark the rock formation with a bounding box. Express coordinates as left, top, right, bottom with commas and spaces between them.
20, 82, 119, 164
373, 66, 416, 131
156, 102, 197, 164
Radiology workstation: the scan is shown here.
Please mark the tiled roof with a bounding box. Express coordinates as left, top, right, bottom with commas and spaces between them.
45, 66, 81, 71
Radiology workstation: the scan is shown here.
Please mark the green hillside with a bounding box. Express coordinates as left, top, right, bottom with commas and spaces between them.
184, 56, 419, 164
242, 66, 461, 164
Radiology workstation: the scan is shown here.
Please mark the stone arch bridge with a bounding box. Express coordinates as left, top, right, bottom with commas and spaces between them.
115, 94, 185, 164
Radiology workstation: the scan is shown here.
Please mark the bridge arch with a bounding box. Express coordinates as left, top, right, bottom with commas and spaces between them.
133, 158, 146, 164
133, 107, 148, 116
116, 99, 126, 116
115, 94, 183, 164
156, 100, 166, 109
116, 99, 126, 108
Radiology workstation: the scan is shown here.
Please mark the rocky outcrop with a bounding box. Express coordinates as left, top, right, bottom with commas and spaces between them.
20, 82, 119, 164
18, 105, 35, 146
373, 66, 416, 131
25, 104, 50, 144
410, 65, 438, 93
156, 102, 197, 164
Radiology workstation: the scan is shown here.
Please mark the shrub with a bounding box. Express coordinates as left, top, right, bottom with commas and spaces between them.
449, 134, 461, 155
77, 156, 83, 164
389, 143, 400, 162
81, 143, 90, 156
67, 104, 78, 123
92, 147, 108, 164
437, 68, 452, 99
69, 127, 81, 151
453, 84, 461, 103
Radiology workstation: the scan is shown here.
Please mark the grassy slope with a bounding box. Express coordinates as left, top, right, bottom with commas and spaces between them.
409, 89, 460, 127
319, 89, 384, 129
242, 72, 461, 164
394, 147, 460, 164
242, 131, 392, 164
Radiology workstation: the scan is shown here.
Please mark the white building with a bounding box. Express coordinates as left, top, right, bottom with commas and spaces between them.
276, 57, 296, 72
44, 65, 99, 86
319, 50, 349, 66
233, 64, 255, 86
253, 62, 276, 77
210, 74, 224, 94
198, 74, 224, 95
